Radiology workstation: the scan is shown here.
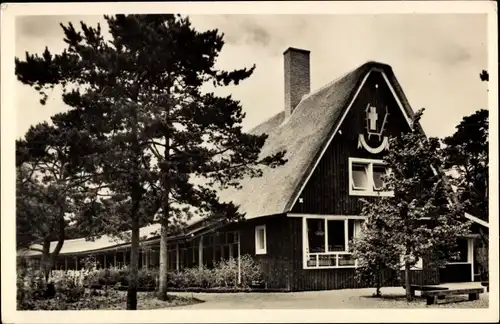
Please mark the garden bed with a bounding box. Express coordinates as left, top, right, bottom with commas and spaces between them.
166, 287, 289, 293
19, 290, 202, 310
96, 285, 288, 293
116, 285, 156, 292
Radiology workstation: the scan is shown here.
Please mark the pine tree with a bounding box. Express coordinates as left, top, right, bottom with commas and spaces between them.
442, 109, 488, 222
16, 118, 99, 280
15, 14, 286, 308
441, 72, 489, 280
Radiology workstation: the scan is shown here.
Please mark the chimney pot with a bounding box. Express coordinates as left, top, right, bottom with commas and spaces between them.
284, 47, 311, 118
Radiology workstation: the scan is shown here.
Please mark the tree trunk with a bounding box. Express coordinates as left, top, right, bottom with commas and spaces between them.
41, 240, 51, 282
376, 268, 381, 297
405, 261, 412, 301
158, 133, 171, 301
158, 217, 169, 300
157, 169, 170, 300
49, 212, 66, 274
127, 214, 140, 310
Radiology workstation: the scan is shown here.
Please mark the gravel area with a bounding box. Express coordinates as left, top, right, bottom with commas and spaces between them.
169, 285, 489, 309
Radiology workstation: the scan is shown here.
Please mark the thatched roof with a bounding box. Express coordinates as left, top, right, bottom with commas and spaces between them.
213, 61, 417, 219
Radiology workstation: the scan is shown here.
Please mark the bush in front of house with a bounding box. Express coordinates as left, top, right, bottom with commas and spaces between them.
214, 254, 263, 288
17, 268, 88, 310
137, 267, 158, 288
184, 266, 216, 288
167, 254, 263, 289
53, 273, 86, 303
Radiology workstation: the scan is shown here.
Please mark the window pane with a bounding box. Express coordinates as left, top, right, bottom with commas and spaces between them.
307, 254, 317, 267
450, 239, 469, 262
327, 220, 345, 252
352, 164, 369, 189
223, 245, 230, 260
227, 232, 235, 244
348, 220, 354, 248
319, 255, 336, 267
307, 219, 326, 253
214, 247, 221, 263
338, 254, 356, 266
232, 244, 239, 259
256, 228, 265, 250
373, 165, 386, 190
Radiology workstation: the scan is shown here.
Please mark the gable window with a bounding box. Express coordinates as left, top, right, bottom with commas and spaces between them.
304, 217, 364, 269
348, 157, 393, 196
255, 225, 267, 255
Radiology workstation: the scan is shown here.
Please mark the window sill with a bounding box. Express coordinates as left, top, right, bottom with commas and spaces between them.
349, 190, 394, 197
255, 250, 267, 255
303, 265, 357, 270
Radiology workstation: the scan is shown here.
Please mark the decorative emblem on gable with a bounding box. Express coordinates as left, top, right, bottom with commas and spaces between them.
357, 103, 390, 154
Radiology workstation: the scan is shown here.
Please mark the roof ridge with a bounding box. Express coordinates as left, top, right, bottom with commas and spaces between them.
300, 61, 370, 102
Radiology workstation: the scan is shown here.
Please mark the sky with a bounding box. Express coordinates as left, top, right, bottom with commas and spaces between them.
15, 14, 488, 140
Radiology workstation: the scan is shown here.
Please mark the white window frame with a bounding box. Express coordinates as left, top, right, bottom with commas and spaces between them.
255, 225, 267, 255
348, 157, 394, 197
303, 216, 365, 269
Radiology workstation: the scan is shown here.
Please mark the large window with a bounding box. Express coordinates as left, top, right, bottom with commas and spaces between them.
304, 218, 364, 269
349, 157, 393, 196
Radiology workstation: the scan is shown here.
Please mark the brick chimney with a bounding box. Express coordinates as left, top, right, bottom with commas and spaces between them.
284, 47, 310, 118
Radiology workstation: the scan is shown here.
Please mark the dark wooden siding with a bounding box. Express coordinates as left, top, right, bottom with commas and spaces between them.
291, 71, 412, 215
209, 215, 293, 290
250, 215, 293, 290
287, 217, 439, 291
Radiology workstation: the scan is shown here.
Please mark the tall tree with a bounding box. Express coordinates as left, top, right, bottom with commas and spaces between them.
16, 119, 98, 280
442, 109, 488, 221
15, 14, 286, 308
442, 71, 489, 280
356, 110, 471, 301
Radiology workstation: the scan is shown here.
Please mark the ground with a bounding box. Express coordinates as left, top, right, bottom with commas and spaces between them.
168, 282, 488, 309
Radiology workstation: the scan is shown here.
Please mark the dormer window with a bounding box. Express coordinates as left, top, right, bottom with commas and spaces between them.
348, 157, 393, 197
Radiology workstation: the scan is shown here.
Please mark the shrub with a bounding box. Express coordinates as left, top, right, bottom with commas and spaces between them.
107, 268, 122, 285
168, 270, 188, 288
137, 268, 157, 288
165, 254, 263, 289
55, 275, 85, 303
183, 266, 215, 288
17, 269, 87, 309
212, 255, 262, 288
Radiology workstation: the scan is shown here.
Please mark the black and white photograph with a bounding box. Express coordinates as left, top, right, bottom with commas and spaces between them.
1, 1, 498, 323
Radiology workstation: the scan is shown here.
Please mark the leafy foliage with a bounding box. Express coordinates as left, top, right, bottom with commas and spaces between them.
167, 254, 263, 289
351, 200, 401, 297
352, 109, 471, 301
442, 109, 489, 221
